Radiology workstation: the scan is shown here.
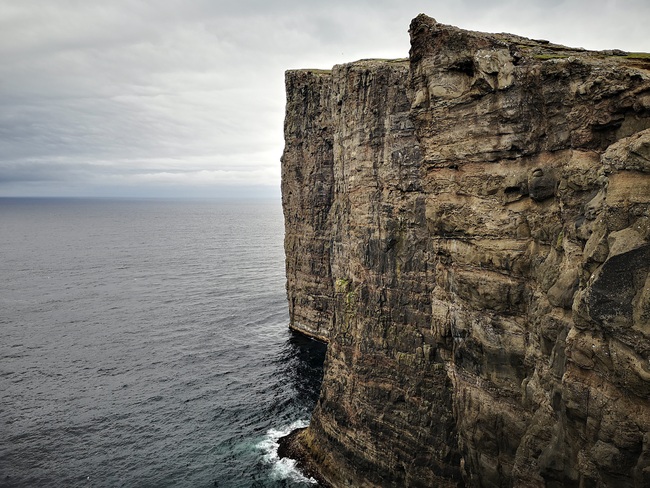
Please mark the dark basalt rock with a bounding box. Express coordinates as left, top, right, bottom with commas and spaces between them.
282, 14, 650, 488
529, 168, 557, 201
587, 243, 650, 325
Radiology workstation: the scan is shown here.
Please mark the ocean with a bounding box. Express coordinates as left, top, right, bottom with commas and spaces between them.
0, 198, 326, 487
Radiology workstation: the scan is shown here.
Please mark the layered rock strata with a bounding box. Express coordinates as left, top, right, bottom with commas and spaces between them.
281, 14, 650, 487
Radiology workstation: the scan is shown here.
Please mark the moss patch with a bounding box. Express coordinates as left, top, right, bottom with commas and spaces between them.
335, 277, 350, 293
534, 54, 571, 60
625, 52, 650, 60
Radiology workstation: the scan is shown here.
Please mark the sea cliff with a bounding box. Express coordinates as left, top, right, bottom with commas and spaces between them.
281, 14, 650, 487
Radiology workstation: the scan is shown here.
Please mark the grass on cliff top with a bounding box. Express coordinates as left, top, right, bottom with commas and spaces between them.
625, 52, 650, 59
374, 57, 409, 63
533, 51, 650, 63
292, 58, 408, 74
289, 68, 331, 75
304, 68, 332, 74
349, 57, 409, 66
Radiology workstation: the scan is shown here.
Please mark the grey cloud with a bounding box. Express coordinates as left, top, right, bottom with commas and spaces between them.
1, 0, 649, 197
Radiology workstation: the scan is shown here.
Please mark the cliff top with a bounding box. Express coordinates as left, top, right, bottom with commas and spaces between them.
410, 14, 650, 72
287, 58, 409, 76
289, 15, 650, 77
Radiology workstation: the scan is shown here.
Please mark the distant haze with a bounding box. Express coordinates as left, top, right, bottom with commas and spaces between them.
2, 0, 649, 198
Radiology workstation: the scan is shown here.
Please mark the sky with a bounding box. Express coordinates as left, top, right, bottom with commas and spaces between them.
1, 0, 649, 199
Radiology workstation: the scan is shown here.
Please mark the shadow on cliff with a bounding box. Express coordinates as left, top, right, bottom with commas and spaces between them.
275, 332, 327, 418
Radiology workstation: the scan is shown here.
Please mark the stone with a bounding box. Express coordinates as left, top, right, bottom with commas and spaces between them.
281, 14, 650, 488
547, 267, 580, 309
529, 168, 557, 201
603, 128, 650, 173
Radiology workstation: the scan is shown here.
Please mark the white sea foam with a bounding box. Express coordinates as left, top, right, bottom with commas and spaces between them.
258, 419, 318, 484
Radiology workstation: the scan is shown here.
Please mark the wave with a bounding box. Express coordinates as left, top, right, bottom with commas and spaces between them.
257, 419, 317, 485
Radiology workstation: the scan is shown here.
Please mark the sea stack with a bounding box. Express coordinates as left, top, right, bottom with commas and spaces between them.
281, 14, 650, 487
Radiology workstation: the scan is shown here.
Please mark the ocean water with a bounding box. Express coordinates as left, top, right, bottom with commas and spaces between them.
0, 198, 326, 487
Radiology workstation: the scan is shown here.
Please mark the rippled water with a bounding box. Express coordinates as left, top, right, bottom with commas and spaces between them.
0, 198, 326, 487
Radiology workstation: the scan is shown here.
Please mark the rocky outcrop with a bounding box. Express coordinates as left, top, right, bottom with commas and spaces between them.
281, 14, 650, 487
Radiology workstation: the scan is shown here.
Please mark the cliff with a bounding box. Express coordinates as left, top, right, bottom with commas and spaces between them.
281, 14, 650, 487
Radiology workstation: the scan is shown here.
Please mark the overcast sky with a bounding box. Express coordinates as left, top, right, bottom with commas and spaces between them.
1, 0, 649, 199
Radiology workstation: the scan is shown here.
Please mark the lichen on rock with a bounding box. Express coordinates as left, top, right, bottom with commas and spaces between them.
282, 14, 650, 487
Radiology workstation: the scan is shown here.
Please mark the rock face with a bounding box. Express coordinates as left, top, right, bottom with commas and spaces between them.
283, 68, 335, 342
281, 14, 650, 487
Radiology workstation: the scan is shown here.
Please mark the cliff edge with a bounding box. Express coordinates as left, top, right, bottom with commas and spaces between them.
281, 14, 650, 487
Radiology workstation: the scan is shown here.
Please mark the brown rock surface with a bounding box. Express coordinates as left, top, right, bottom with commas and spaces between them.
281, 14, 650, 487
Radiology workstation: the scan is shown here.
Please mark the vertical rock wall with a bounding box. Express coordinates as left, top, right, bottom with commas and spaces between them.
283, 70, 335, 342
282, 14, 650, 487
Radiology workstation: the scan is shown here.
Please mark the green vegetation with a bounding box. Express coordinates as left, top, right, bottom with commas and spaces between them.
534, 54, 571, 60
345, 290, 357, 308
625, 52, 650, 60
357, 57, 408, 63
335, 277, 350, 293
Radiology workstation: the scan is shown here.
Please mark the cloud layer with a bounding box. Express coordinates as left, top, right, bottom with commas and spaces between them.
1, 0, 649, 197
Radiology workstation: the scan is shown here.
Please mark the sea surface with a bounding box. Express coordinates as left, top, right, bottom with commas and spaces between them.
0, 198, 326, 487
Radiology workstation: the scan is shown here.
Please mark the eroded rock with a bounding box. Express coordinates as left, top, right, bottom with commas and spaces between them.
282, 14, 650, 488
529, 168, 557, 201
